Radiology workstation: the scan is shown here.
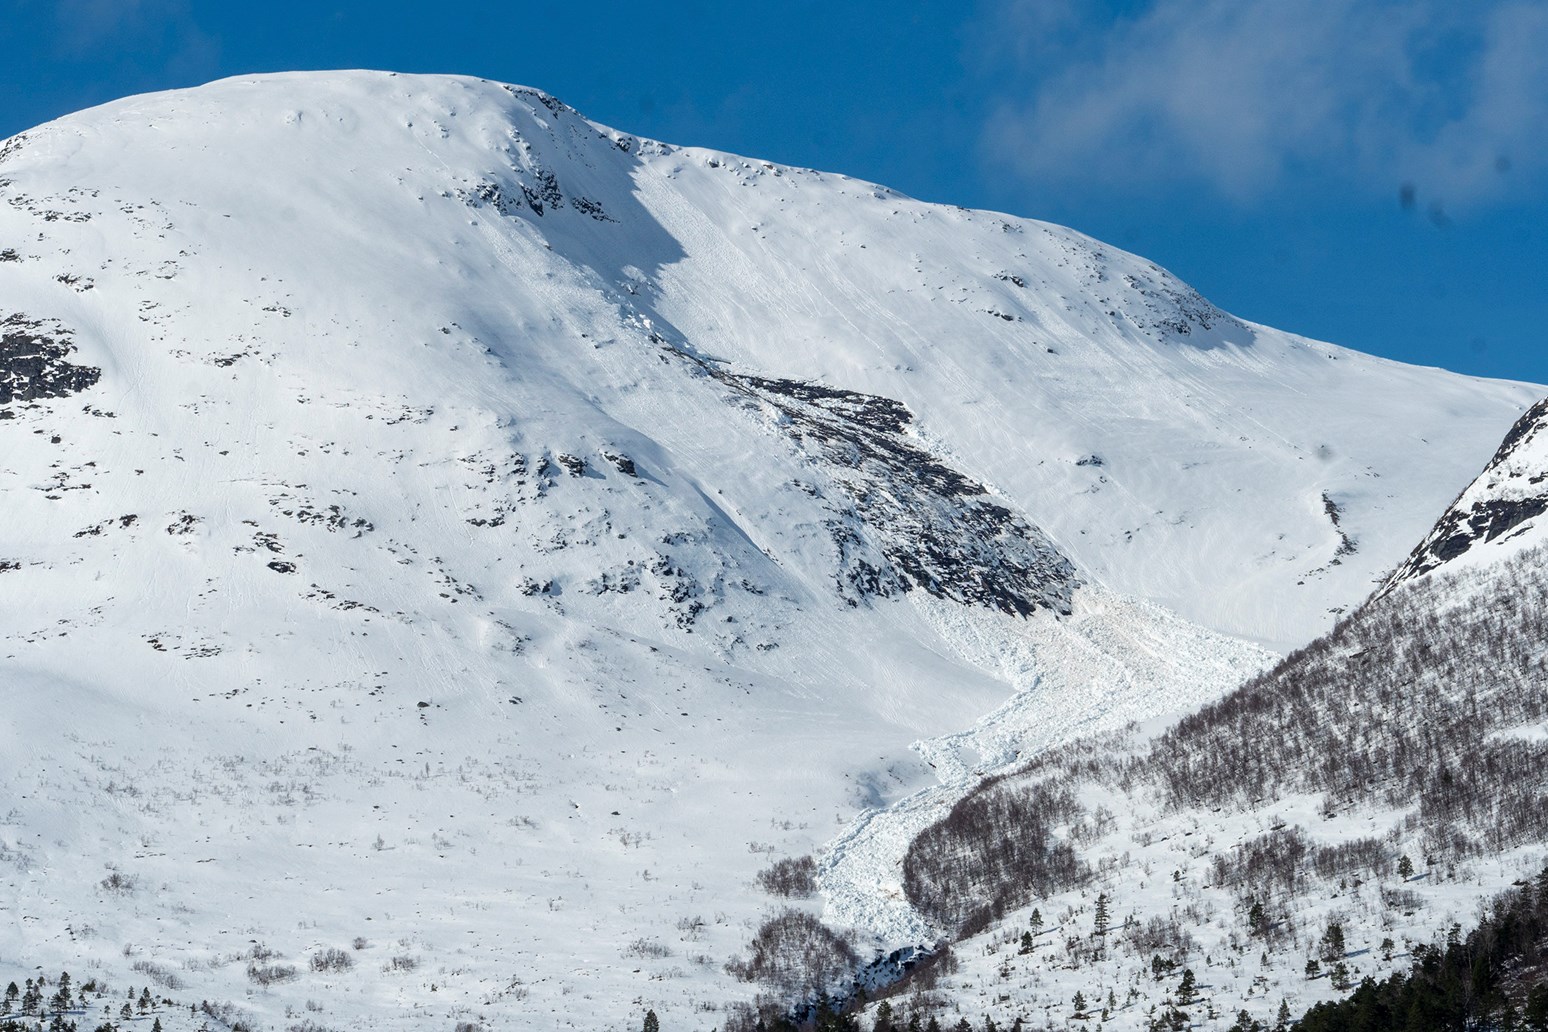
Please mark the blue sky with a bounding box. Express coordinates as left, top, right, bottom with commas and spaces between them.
3, 0, 1545, 384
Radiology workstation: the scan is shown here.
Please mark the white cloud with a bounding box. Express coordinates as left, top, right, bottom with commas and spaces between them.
978, 0, 1548, 207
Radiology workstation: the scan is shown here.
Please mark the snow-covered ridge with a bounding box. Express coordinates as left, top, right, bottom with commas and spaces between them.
3, 70, 1537, 646
1383, 396, 1548, 587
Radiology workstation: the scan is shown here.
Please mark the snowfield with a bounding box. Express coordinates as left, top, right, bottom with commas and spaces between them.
0, 71, 1541, 1031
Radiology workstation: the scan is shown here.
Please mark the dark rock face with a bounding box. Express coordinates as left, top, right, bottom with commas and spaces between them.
1491, 397, 1548, 465
1384, 398, 1548, 588
1, 313, 101, 410
712, 369, 1078, 617
1418, 497, 1548, 571
1124, 276, 1223, 338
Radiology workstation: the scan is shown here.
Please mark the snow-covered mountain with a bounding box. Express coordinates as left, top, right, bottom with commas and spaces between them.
0, 71, 1540, 1032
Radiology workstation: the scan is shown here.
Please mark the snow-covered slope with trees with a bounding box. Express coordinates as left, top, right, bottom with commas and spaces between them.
844, 403, 1548, 1032
0, 71, 1540, 1031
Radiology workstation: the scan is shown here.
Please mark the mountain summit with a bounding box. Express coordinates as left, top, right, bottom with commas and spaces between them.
2, 70, 1532, 645
0, 71, 1540, 1030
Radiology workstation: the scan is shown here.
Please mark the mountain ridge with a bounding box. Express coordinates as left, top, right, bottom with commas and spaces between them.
6, 69, 1536, 646
1383, 397, 1548, 589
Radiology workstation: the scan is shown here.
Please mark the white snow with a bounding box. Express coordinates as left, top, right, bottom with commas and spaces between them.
0, 71, 1540, 1031
819, 587, 1272, 949
1385, 399, 1548, 584
884, 548, 1548, 1031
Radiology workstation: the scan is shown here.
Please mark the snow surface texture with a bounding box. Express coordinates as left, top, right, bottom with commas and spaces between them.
0, 71, 1540, 1030
840, 402, 1548, 1031
819, 588, 1272, 949
1384, 397, 1548, 587
885, 544, 1548, 1032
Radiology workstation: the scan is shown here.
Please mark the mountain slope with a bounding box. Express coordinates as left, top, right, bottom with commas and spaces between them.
0, 71, 1539, 1032
1, 71, 1534, 647
1383, 397, 1548, 588
864, 399, 1548, 1032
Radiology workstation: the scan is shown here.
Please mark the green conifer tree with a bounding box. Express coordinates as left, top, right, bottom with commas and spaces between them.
1247, 899, 1267, 936
1523, 984, 1548, 1032
1177, 969, 1198, 1005
1227, 1009, 1258, 1032
1318, 922, 1346, 964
